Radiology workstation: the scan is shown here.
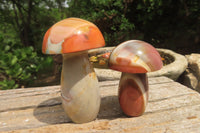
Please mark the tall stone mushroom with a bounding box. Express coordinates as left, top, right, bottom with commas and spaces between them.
109, 40, 163, 117
42, 18, 105, 123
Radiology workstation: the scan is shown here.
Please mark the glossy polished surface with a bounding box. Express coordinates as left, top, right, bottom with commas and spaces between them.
61, 52, 100, 123
119, 73, 148, 116
42, 18, 105, 54
109, 40, 163, 73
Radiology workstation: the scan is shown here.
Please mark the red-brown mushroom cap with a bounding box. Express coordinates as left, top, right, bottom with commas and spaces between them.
109, 40, 163, 73
42, 18, 105, 54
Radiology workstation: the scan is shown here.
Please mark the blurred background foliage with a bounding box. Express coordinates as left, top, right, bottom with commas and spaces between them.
0, 0, 200, 89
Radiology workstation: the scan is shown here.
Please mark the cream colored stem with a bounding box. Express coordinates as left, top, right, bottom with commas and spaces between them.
61, 51, 100, 123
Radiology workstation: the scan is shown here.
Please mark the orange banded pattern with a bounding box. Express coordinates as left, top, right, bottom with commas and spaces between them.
42, 18, 105, 54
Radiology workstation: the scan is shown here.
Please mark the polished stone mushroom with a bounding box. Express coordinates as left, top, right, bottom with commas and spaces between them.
109, 40, 163, 116
42, 18, 105, 123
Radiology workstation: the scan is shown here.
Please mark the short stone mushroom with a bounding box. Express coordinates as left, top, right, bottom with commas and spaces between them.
42, 18, 105, 123
108, 40, 163, 116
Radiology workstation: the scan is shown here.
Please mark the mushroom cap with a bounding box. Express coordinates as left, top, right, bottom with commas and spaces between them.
109, 40, 163, 73
42, 18, 105, 54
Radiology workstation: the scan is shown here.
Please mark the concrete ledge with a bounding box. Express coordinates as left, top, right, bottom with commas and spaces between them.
148, 48, 188, 80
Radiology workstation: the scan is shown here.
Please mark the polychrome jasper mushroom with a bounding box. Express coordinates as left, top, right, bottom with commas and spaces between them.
109, 40, 163, 116
42, 18, 105, 123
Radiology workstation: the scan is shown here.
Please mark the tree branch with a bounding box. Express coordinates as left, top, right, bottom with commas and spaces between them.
95, 8, 116, 19
12, 2, 20, 31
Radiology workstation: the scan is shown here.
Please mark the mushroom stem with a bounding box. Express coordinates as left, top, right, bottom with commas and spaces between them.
61, 51, 100, 123
118, 72, 149, 116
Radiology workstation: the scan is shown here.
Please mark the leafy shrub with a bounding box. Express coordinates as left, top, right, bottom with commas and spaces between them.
67, 0, 200, 49
0, 34, 53, 90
